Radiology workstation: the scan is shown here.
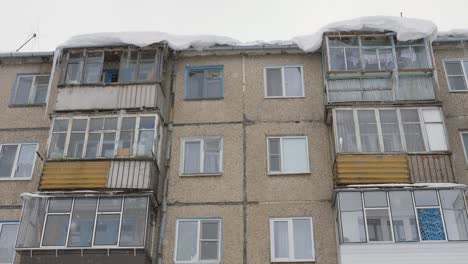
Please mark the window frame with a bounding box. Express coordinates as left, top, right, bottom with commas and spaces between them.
173, 218, 222, 264
459, 131, 468, 164
333, 107, 449, 154
0, 143, 38, 180
179, 136, 224, 176
266, 136, 310, 175
61, 49, 160, 85
38, 196, 149, 249
47, 115, 159, 159
264, 65, 305, 98
269, 217, 315, 262
184, 65, 225, 100
0, 221, 19, 264
336, 189, 468, 244
443, 59, 468, 92
9, 73, 51, 106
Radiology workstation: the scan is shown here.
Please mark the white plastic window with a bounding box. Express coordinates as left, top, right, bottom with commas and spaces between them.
265, 66, 304, 97
175, 219, 221, 263
0, 222, 19, 264
11, 74, 50, 105
0, 143, 37, 180
267, 136, 309, 174
181, 137, 223, 175
444, 60, 468, 91
270, 217, 315, 262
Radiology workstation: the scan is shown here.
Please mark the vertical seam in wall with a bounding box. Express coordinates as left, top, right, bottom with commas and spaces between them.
241, 54, 248, 264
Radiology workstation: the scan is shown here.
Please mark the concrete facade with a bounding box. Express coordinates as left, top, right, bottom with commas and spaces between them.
163, 50, 337, 264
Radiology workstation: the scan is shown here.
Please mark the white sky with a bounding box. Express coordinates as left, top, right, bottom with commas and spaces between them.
1, 0, 467, 52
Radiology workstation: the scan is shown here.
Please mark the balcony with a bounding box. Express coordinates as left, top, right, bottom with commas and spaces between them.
55, 83, 165, 111
334, 153, 454, 185
39, 159, 157, 190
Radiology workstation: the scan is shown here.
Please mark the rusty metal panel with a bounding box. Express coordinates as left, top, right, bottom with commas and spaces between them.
107, 160, 155, 189
335, 154, 410, 185
408, 154, 455, 183
40, 161, 110, 190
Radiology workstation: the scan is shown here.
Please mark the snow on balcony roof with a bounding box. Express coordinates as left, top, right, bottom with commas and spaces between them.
60, 16, 438, 53
436, 29, 468, 42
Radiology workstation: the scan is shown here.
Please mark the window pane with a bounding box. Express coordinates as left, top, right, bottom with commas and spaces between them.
137, 61, 156, 82
345, 48, 361, 70
0, 224, 18, 263
201, 221, 219, 240
89, 118, 104, 131
362, 48, 379, 70
336, 110, 357, 152
268, 138, 281, 172
72, 119, 87, 131
396, 47, 414, 69
389, 191, 419, 242
186, 69, 204, 99
68, 133, 85, 158
339, 192, 366, 243
49, 198, 73, 213
366, 209, 393, 242
379, 48, 395, 70
364, 191, 387, 207
266, 68, 282, 96
329, 48, 346, 71
137, 130, 154, 157
83, 52, 103, 83
284, 67, 303, 96
176, 221, 198, 261
357, 110, 380, 152
85, 133, 100, 158
200, 241, 218, 260
448, 76, 467, 91
184, 141, 201, 174
282, 138, 308, 173
67, 198, 97, 247
401, 109, 425, 152
16, 197, 48, 248
101, 132, 116, 158
293, 219, 313, 260
445, 61, 463, 75
104, 117, 118, 130
273, 221, 289, 258
121, 117, 136, 130
440, 190, 468, 241
0, 145, 18, 178
53, 119, 69, 132
118, 131, 134, 157
425, 123, 447, 151
204, 139, 221, 173
463, 133, 468, 161
14, 76, 33, 104
205, 69, 223, 98
98, 197, 122, 212
414, 190, 439, 206
42, 215, 70, 246
119, 51, 138, 82
33, 83, 48, 104
120, 197, 148, 246
379, 110, 402, 152
94, 214, 120, 245
423, 109, 442, 122
139, 117, 155, 129
417, 208, 446, 241
413, 46, 429, 68
14, 144, 36, 178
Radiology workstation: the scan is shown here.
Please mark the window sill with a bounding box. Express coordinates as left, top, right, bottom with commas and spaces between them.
448, 90, 468, 93
268, 171, 310, 176
58, 81, 160, 88
271, 259, 315, 263
0, 178, 32, 181
183, 97, 224, 101
9, 103, 46, 107
180, 173, 223, 177
46, 157, 154, 162
264, 96, 305, 99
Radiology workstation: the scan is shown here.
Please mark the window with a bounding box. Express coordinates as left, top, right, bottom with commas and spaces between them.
265, 66, 304, 97
10, 74, 50, 105
181, 137, 223, 175
337, 189, 468, 244
62, 49, 159, 85
444, 60, 468, 91
48, 115, 158, 159
35, 196, 148, 248
0, 143, 37, 180
267, 136, 309, 174
0, 222, 19, 264
334, 108, 448, 153
185, 66, 224, 99
327, 34, 430, 71
460, 132, 468, 163
270, 217, 315, 262
174, 219, 221, 263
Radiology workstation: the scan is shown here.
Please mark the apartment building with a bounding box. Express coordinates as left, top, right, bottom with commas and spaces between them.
324, 32, 468, 263
12, 45, 171, 264
0, 52, 53, 264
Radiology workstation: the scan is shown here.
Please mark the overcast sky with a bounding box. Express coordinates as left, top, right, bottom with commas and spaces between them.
1, 0, 467, 52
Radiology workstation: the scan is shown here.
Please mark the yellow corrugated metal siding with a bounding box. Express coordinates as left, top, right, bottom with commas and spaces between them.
335, 154, 410, 185
40, 161, 110, 190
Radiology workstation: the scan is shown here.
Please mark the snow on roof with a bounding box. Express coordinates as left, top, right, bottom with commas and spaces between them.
436, 29, 468, 41
60, 16, 438, 53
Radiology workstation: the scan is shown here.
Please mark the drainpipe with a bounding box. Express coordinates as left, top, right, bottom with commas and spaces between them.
157, 49, 177, 264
